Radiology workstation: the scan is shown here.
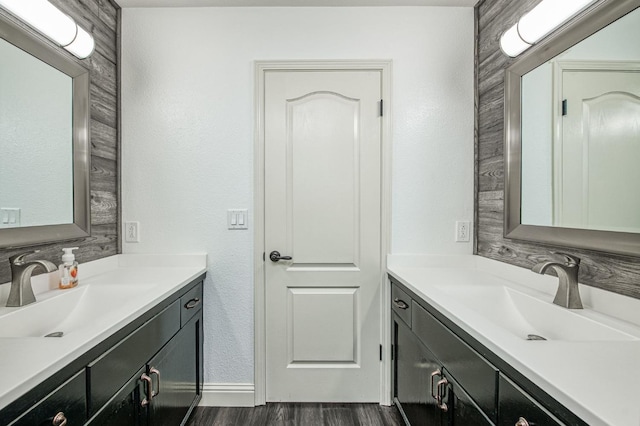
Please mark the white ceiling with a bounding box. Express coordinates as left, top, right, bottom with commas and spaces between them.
116, 0, 478, 8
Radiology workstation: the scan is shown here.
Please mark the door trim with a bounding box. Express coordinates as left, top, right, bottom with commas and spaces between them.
253, 60, 392, 406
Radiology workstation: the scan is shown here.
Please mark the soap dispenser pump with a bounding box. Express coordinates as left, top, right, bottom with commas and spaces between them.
59, 247, 79, 289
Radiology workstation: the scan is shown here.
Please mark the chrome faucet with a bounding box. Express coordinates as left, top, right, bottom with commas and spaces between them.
532, 252, 583, 309
6, 250, 57, 307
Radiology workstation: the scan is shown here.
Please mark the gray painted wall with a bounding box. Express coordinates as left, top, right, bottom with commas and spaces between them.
0, 0, 119, 283
476, 0, 640, 299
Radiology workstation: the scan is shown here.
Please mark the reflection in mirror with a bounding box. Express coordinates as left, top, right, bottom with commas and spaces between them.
521, 6, 640, 234
0, 37, 74, 228
0, 12, 90, 248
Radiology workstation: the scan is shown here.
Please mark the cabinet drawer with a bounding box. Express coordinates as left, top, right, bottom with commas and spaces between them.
499, 374, 563, 426
180, 282, 203, 327
412, 301, 498, 422
10, 370, 86, 426
87, 300, 180, 416
391, 284, 412, 327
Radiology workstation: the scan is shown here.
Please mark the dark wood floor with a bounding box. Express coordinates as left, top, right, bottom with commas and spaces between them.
186, 403, 405, 426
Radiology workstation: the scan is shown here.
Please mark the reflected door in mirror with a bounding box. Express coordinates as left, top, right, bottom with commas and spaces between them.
559, 69, 640, 233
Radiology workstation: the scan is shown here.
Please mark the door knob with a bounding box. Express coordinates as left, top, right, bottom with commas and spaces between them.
270, 251, 292, 262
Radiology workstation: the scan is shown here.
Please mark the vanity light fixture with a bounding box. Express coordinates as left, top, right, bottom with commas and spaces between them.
500, 0, 597, 57
0, 0, 95, 58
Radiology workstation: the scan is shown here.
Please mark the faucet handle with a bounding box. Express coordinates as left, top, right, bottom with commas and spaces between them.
9, 250, 41, 265
550, 251, 581, 266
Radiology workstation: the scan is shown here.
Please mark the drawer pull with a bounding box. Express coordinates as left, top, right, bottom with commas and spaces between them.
516, 418, 530, 426
52, 412, 67, 426
436, 377, 449, 412
150, 367, 161, 397
393, 298, 409, 310
430, 369, 441, 401
140, 373, 153, 406
185, 298, 201, 309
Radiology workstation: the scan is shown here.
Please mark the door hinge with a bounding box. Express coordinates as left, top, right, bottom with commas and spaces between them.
263, 252, 265, 262
379, 344, 383, 361
562, 99, 568, 116
379, 99, 384, 117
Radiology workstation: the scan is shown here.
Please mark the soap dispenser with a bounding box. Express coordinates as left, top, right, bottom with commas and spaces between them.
59, 247, 79, 289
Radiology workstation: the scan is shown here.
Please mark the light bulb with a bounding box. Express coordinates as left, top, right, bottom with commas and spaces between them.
518, 0, 596, 44
0, 0, 77, 46
500, 23, 532, 58
64, 25, 95, 59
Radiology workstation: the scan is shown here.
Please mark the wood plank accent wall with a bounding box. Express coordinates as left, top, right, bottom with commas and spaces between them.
476, 0, 640, 299
0, 0, 119, 284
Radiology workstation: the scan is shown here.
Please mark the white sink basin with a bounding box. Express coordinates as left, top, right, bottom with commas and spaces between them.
0, 284, 155, 338
434, 283, 639, 342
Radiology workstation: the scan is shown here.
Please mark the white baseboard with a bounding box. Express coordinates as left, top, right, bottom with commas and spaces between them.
199, 383, 255, 407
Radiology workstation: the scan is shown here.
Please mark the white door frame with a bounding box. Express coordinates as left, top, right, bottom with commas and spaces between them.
254, 60, 393, 406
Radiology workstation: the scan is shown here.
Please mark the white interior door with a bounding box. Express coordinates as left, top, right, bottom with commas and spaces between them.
560, 69, 640, 232
264, 69, 382, 402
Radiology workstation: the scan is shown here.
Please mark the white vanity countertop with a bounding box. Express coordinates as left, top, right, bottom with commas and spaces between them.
387, 254, 640, 426
0, 254, 207, 411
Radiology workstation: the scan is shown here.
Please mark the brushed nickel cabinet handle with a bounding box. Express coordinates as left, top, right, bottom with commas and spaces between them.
150, 367, 161, 397
436, 377, 449, 412
393, 298, 409, 310
52, 412, 67, 426
185, 298, 201, 309
516, 417, 530, 426
430, 370, 441, 401
140, 373, 153, 406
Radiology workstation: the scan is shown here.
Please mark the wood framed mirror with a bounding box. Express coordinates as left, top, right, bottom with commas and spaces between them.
504, 0, 640, 256
0, 12, 90, 248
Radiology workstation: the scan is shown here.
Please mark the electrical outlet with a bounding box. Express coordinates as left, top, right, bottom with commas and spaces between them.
455, 221, 471, 242
125, 221, 140, 243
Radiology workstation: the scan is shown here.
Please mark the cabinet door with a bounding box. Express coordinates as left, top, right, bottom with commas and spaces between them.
442, 368, 493, 426
498, 374, 563, 426
394, 317, 445, 425
147, 313, 200, 426
87, 366, 147, 426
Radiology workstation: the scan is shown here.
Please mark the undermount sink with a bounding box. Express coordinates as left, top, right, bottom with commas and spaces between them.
434, 283, 639, 342
0, 284, 154, 338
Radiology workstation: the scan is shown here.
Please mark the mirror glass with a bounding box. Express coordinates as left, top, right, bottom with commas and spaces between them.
0, 13, 90, 248
520, 6, 640, 234
0, 37, 74, 228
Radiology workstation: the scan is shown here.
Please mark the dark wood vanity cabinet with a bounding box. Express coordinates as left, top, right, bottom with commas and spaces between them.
2, 277, 204, 426
391, 278, 581, 426
147, 314, 202, 426
88, 310, 203, 426
393, 306, 491, 425
394, 317, 444, 425
87, 281, 203, 426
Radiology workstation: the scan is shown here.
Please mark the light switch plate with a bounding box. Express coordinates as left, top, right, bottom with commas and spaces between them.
228, 209, 248, 230
0, 208, 21, 228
